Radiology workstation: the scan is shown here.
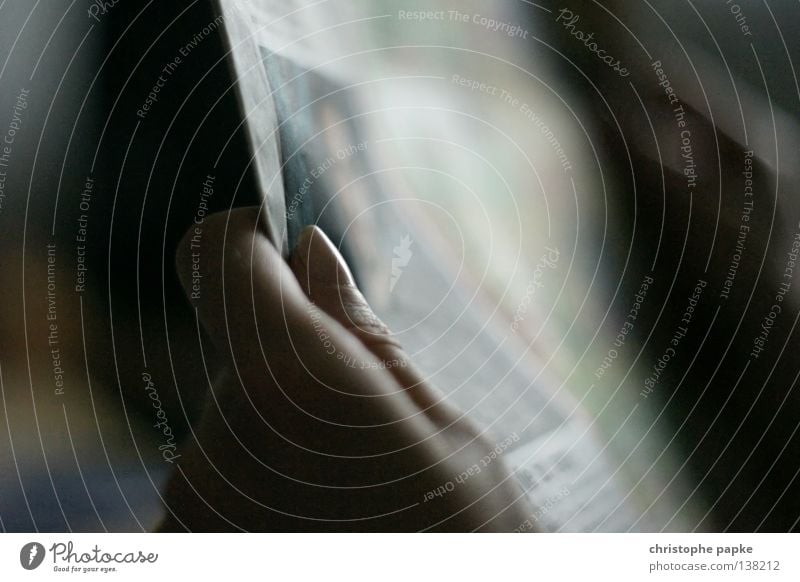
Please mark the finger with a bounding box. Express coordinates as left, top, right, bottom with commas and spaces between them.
174, 207, 422, 427
288, 225, 469, 425
289, 225, 399, 353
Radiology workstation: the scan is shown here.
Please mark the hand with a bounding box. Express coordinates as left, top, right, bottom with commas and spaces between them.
158, 207, 533, 531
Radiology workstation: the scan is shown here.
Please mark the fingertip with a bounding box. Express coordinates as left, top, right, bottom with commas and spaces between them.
175, 206, 308, 351
290, 225, 356, 295
176, 207, 264, 297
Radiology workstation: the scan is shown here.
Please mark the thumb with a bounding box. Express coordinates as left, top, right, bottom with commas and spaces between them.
289, 225, 455, 417
289, 225, 400, 355
175, 207, 311, 361
174, 207, 421, 418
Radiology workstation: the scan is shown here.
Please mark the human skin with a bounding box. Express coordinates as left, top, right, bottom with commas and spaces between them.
158, 207, 533, 531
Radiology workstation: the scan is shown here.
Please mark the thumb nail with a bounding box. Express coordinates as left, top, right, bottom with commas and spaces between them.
292, 225, 356, 289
